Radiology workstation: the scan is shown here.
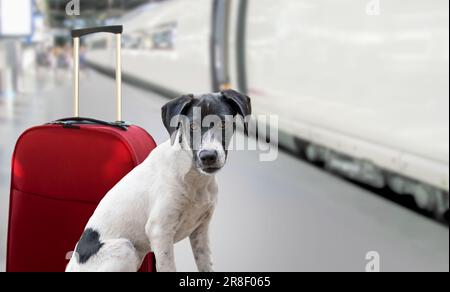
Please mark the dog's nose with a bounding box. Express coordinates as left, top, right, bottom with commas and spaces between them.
199, 150, 218, 165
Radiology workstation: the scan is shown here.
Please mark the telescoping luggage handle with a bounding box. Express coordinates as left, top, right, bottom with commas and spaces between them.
71, 25, 123, 122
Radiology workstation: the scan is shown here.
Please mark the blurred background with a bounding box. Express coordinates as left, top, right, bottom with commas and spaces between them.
0, 0, 448, 271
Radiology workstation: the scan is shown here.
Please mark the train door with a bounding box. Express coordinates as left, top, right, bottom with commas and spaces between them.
211, 0, 231, 91
211, 0, 249, 94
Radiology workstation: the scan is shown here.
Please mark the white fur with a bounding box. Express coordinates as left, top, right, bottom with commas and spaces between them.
197, 130, 227, 175
66, 134, 218, 272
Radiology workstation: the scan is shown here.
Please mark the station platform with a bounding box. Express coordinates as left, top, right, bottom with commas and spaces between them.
0, 69, 448, 272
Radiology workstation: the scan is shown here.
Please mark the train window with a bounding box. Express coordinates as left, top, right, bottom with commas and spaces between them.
90, 39, 107, 50
152, 23, 177, 50
123, 24, 176, 51
123, 33, 144, 50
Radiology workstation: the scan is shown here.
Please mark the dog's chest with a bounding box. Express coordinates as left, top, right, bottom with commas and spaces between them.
174, 200, 215, 243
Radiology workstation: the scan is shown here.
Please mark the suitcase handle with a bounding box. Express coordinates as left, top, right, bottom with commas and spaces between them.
71, 26, 123, 38
72, 25, 123, 122
51, 117, 129, 131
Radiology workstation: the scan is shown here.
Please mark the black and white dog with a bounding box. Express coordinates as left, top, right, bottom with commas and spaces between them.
66, 90, 251, 272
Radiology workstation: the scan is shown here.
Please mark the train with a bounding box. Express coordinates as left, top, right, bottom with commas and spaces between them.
84, 0, 449, 218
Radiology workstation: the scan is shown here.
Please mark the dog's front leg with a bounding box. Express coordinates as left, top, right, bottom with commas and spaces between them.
190, 213, 214, 272
147, 196, 186, 272
148, 227, 176, 272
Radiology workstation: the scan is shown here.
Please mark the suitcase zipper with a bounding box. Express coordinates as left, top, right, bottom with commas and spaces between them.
50, 121, 81, 129
49, 119, 129, 131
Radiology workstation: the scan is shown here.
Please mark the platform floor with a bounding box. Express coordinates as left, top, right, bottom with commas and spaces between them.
0, 69, 448, 272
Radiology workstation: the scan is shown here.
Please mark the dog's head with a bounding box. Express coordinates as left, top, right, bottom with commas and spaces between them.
162, 90, 251, 175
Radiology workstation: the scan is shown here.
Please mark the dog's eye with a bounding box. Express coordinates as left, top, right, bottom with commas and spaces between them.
190, 123, 200, 131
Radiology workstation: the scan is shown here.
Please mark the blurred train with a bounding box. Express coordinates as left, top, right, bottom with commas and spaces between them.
84, 0, 449, 218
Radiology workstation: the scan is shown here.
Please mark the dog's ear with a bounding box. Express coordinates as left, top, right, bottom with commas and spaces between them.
221, 89, 252, 134
162, 94, 194, 144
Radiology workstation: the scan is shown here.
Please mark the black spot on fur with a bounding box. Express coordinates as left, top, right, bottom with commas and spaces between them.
75, 229, 104, 264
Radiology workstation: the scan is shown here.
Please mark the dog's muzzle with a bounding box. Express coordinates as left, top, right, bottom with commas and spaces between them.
198, 150, 222, 174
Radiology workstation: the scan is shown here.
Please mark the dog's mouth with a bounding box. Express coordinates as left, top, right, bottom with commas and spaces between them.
201, 167, 222, 175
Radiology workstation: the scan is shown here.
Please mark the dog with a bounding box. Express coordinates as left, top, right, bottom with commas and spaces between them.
66, 89, 251, 272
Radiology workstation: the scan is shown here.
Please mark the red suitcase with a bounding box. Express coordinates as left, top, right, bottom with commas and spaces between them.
6, 26, 157, 272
